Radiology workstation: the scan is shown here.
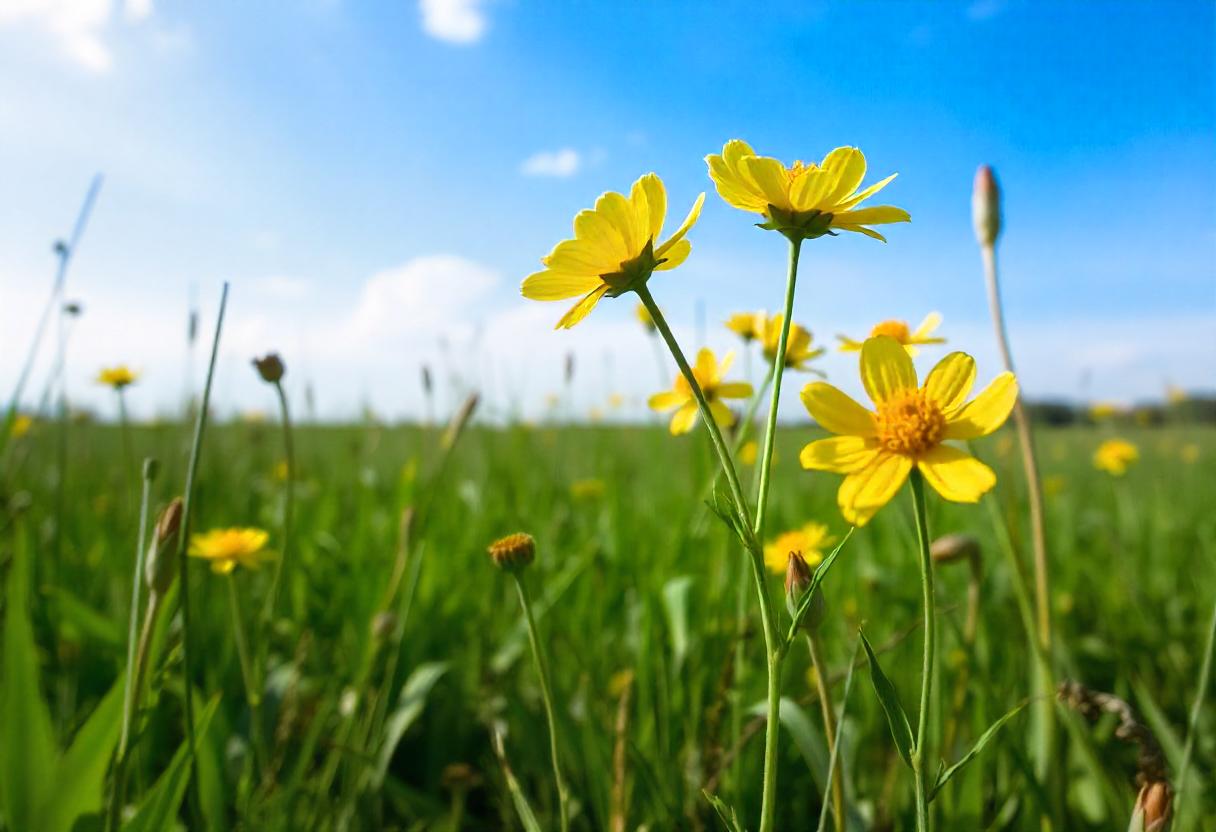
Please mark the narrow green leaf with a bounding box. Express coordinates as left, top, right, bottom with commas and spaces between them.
122, 696, 220, 832
45, 587, 124, 650
491, 730, 543, 832
788, 529, 854, 641
38, 677, 125, 832
750, 697, 827, 788
702, 789, 746, 832
817, 637, 862, 832
859, 630, 914, 769
371, 661, 449, 788
661, 576, 694, 669
929, 701, 1027, 801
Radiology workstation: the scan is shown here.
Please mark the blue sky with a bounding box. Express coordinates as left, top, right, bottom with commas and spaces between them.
1, 0, 1213, 421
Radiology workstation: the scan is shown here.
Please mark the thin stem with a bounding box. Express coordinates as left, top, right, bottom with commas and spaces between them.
909, 470, 935, 832
513, 572, 570, 832
806, 631, 844, 831
265, 380, 295, 617
1176, 595, 1216, 823
117, 389, 135, 500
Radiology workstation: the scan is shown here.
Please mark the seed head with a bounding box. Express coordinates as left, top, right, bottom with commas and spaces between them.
252, 353, 286, 383
1128, 781, 1172, 832
145, 497, 184, 596
487, 533, 536, 571
972, 165, 1002, 248
930, 533, 981, 565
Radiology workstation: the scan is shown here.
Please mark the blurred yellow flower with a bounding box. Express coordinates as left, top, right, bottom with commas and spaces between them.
740, 439, 758, 466
273, 460, 290, 482
764, 522, 836, 573
522, 173, 705, 329
96, 365, 138, 389
10, 414, 33, 439
1166, 384, 1187, 405
725, 311, 763, 342
189, 528, 271, 575
1181, 443, 1200, 464
648, 348, 752, 435
800, 336, 1018, 526
757, 313, 826, 373
636, 302, 656, 332
1093, 439, 1138, 476
570, 478, 606, 500
1043, 475, 1067, 498
837, 313, 944, 356
589, 407, 605, 423
705, 140, 908, 241
608, 393, 626, 410
1088, 401, 1121, 422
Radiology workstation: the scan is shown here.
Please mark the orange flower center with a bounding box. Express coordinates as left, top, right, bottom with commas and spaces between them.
870, 320, 910, 342
786, 160, 809, 180
875, 389, 945, 457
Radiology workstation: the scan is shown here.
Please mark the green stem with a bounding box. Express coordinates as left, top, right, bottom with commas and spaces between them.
806, 631, 844, 832
265, 380, 295, 618
909, 470, 935, 832
1176, 594, 1216, 823
513, 572, 570, 832
227, 575, 268, 776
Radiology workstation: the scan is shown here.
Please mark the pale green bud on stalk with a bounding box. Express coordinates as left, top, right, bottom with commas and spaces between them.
1128, 781, 1173, 832
930, 533, 981, 566
145, 497, 184, 597
972, 165, 1001, 248
784, 551, 824, 631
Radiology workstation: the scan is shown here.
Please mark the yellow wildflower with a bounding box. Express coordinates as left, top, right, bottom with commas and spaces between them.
740, 439, 759, 466
96, 365, 138, 389
1166, 384, 1187, 405
10, 414, 33, 439
1093, 439, 1138, 476
648, 348, 752, 435
608, 393, 626, 410
764, 522, 836, 574
757, 313, 826, 372
272, 460, 290, 482
1088, 401, 1121, 422
1181, 443, 1200, 464
837, 313, 944, 356
570, 478, 606, 500
522, 173, 704, 329
636, 302, 657, 332
189, 528, 271, 575
705, 140, 908, 241
799, 336, 1018, 526
725, 311, 763, 342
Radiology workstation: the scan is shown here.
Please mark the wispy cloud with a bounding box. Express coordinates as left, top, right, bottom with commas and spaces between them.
0, 0, 159, 72
520, 148, 581, 178
419, 0, 487, 45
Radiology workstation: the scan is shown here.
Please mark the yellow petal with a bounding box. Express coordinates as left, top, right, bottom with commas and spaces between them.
716, 382, 753, 399
656, 193, 704, 257
632, 173, 666, 245
819, 147, 866, 207
831, 206, 911, 226
521, 270, 604, 301
670, 401, 699, 435
574, 209, 628, 263
648, 390, 685, 412
740, 155, 793, 211
836, 335, 863, 352
709, 400, 734, 428
799, 436, 880, 473
800, 382, 876, 436
717, 350, 735, 378
790, 167, 834, 211
833, 173, 897, 212
707, 155, 768, 213
945, 372, 1019, 439
722, 138, 756, 169
917, 445, 996, 502
923, 352, 976, 412
860, 336, 918, 405
834, 224, 888, 242
595, 191, 637, 254
212, 559, 237, 575
838, 453, 912, 527
912, 311, 942, 340
556, 284, 610, 330
654, 238, 690, 271
694, 347, 718, 382
543, 238, 617, 275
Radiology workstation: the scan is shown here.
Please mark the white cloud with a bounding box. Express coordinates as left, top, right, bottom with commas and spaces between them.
0, 0, 159, 72
123, 0, 151, 22
520, 148, 581, 178
419, 0, 487, 44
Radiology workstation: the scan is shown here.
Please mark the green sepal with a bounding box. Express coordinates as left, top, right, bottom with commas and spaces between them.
602, 239, 662, 297
755, 205, 837, 242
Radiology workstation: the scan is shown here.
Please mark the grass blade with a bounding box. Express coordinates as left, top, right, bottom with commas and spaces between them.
929, 701, 1027, 801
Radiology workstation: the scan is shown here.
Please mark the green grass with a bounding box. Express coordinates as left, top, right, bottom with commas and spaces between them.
1, 417, 1213, 830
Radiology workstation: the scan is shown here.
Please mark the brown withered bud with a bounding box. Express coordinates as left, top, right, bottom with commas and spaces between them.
441, 762, 483, 792
145, 497, 184, 596
931, 533, 981, 565
371, 611, 397, 641
487, 533, 535, 571
972, 165, 1002, 248
253, 353, 285, 383
1128, 781, 1172, 832
785, 552, 824, 631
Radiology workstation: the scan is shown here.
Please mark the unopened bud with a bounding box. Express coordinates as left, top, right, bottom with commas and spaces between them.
441, 392, 479, 450
142, 457, 160, 482
252, 353, 285, 383
972, 165, 1001, 248
930, 533, 981, 565
1128, 781, 1172, 832
784, 552, 825, 630
145, 497, 184, 596
487, 532, 535, 571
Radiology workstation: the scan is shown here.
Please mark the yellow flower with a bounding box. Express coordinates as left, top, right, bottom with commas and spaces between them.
764, 522, 836, 574
726, 311, 763, 342
522, 173, 705, 329
570, 478, 606, 500
189, 527, 271, 575
636, 302, 657, 332
740, 439, 759, 466
10, 414, 34, 440
96, 365, 138, 389
1166, 384, 1187, 405
272, 460, 290, 482
705, 140, 909, 241
648, 348, 752, 435
1181, 443, 1200, 464
1093, 439, 1138, 476
1088, 401, 1121, 422
799, 336, 1018, 526
608, 393, 626, 410
838, 313, 944, 356
756, 313, 826, 372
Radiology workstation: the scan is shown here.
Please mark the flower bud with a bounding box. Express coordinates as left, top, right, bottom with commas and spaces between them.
145, 497, 184, 596
487, 532, 535, 571
784, 552, 825, 630
252, 353, 285, 383
1128, 781, 1172, 832
930, 533, 981, 565
972, 165, 1001, 248
142, 457, 160, 482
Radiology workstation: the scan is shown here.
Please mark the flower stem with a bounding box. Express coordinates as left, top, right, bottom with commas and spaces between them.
227, 575, 268, 777
1176, 594, 1216, 824
806, 631, 844, 831
265, 380, 295, 618
512, 572, 570, 832
909, 470, 935, 832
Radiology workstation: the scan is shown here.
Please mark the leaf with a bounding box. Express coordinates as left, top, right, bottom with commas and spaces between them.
38, 677, 125, 832
787, 529, 853, 641
817, 637, 862, 832
45, 587, 124, 650
0, 527, 57, 831
661, 576, 694, 669
370, 662, 449, 788
491, 729, 543, 832
929, 701, 1027, 801
702, 790, 746, 832
859, 630, 914, 769
122, 696, 220, 832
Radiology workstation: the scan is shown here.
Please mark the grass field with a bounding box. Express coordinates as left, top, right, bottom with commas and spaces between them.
1, 411, 1212, 830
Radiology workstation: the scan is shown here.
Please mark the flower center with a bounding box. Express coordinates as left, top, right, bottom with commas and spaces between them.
786, 160, 808, 180
874, 389, 945, 457
870, 319, 911, 342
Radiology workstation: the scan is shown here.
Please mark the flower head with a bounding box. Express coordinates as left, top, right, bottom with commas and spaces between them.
1094, 439, 1138, 476
189, 527, 271, 575
757, 313, 826, 373
838, 313, 944, 356
706, 140, 909, 241
635, 302, 657, 333
800, 336, 1018, 526
522, 173, 705, 329
972, 165, 1002, 248
253, 353, 285, 383
97, 366, 138, 390
487, 532, 536, 571
10, 414, 34, 440
648, 348, 752, 435
725, 311, 763, 342
764, 521, 836, 573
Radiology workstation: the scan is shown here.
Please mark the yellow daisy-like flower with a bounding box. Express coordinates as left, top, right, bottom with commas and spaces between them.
799, 336, 1018, 526
1088, 402, 1121, 422
725, 311, 763, 342
838, 313, 944, 356
757, 313, 826, 372
635, 302, 657, 332
1181, 443, 1200, 464
1093, 439, 1138, 476
763, 522, 836, 574
189, 527, 271, 575
705, 140, 909, 241
648, 348, 752, 435
96, 366, 138, 389
10, 414, 34, 440
522, 173, 705, 329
